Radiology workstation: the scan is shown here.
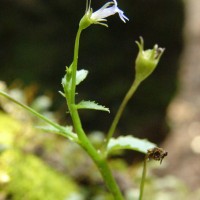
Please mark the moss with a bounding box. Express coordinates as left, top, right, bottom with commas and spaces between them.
0, 112, 22, 147
0, 112, 78, 200
2, 150, 77, 200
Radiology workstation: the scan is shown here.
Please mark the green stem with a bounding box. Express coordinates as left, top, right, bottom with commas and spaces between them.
68, 27, 124, 199
71, 106, 124, 200
139, 158, 147, 200
105, 79, 141, 146
71, 28, 82, 105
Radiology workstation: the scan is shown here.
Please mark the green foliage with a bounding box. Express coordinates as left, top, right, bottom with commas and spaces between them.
36, 125, 74, 136
76, 100, 110, 112
62, 68, 89, 94
107, 135, 156, 156
2, 150, 77, 200
0, 112, 22, 147
0, 111, 78, 200
75, 69, 89, 86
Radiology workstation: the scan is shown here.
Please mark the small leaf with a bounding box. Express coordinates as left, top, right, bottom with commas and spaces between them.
61, 69, 88, 95
36, 125, 77, 141
107, 135, 156, 155
61, 75, 70, 96
61, 75, 67, 87
76, 101, 110, 113
76, 69, 88, 85
36, 125, 73, 133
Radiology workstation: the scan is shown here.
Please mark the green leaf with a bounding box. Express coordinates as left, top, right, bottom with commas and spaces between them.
61, 64, 72, 88
61, 76, 67, 88
107, 135, 156, 155
61, 69, 88, 96
37, 125, 73, 133
76, 101, 110, 113
0, 91, 77, 141
62, 69, 88, 87
36, 125, 77, 141
76, 69, 88, 85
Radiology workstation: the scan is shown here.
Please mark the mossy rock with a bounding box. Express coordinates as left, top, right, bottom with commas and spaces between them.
1, 150, 78, 200
0, 112, 78, 199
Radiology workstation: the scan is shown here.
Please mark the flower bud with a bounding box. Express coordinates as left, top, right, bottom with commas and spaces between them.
135, 37, 164, 83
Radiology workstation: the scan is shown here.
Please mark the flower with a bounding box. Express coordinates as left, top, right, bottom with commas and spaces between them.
135, 37, 165, 82
91, 0, 129, 24
79, 0, 129, 29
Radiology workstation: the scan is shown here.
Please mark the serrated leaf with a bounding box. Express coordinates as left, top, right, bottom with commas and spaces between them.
107, 135, 156, 155
76, 69, 88, 85
76, 101, 110, 113
61, 69, 88, 95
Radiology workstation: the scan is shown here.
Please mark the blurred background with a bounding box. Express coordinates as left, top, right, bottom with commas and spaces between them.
1, 0, 200, 199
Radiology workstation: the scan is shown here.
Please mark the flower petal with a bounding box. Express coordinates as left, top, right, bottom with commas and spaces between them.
91, 0, 129, 23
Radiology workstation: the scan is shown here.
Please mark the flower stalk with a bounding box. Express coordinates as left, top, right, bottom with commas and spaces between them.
105, 37, 164, 146
106, 79, 141, 146
139, 158, 147, 200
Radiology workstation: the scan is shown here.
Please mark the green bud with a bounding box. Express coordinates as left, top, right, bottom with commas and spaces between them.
135, 37, 164, 83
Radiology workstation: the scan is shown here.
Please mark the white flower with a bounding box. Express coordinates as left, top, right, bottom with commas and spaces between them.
86, 0, 129, 26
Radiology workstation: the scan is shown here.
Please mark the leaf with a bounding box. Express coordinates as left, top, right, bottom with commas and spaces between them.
36, 125, 72, 133
61, 69, 88, 95
0, 91, 77, 141
76, 101, 110, 113
107, 135, 156, 155
76, 69, 88, 85
36, 125, 77, 141
61, 75, 67, 88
